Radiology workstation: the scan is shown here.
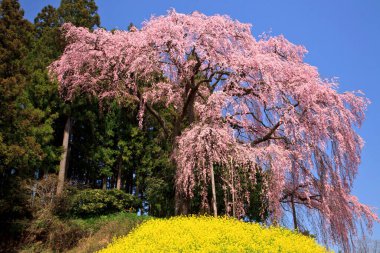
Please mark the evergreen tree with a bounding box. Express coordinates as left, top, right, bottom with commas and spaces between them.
31, 0, 178, 217
0, 0, 56, 236
26, 5, 62, 178
58, 0, 100, 29
34, 5, 59, 37
29, 0, 101, 195
56, 0, 100, 194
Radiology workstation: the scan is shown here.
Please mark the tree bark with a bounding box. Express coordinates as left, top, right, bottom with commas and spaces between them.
231, 176, 236, 218
210, 164, 217, 217
135, 182, 139, 197
102, 177, 107, 190
116, 154, 123, 190
174, 191, 189, 215
56, 117, 71, 195
291, 193, 298, 230
230, 157, 236, 218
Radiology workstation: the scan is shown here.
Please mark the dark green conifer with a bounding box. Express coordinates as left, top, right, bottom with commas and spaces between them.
0, 0, 55, 236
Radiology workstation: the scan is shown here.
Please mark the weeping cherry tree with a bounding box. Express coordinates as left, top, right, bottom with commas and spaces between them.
49, 10, 378, 251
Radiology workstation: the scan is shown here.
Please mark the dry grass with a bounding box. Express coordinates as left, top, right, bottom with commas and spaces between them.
68, 214, 148, 253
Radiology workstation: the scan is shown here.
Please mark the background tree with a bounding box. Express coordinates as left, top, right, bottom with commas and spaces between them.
49, 10, 378, 251
28, 0, 101, 195
0, 0, 175, 250
54, 0, 100, 195
0, 0, 58, 241
57, 0, 99, 29
29, 0, 176, 217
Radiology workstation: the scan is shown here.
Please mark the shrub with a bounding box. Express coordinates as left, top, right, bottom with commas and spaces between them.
70, 189, 140, 217
23, 208, 86, 252
100, 216, 329, 253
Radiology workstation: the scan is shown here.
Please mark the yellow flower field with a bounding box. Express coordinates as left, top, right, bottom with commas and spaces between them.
99, 216, 329, 253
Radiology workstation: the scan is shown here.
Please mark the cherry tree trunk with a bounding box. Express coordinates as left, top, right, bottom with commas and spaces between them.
174, 191, 190, 215
211, 164, 217, 217
231, 158, 236, 218
291, 194, 298, 230
57, 117, 71, 195
232, 183, 236, 218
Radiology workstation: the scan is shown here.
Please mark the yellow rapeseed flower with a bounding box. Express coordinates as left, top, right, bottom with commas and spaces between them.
99, 216, 330, 253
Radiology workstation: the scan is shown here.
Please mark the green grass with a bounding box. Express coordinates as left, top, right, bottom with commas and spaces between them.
71, 212, 146, 231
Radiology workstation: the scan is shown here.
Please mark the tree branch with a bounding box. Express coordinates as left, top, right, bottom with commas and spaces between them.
145, 103, 170, 138
135, 90, 170, 138
251, 121, 282, 146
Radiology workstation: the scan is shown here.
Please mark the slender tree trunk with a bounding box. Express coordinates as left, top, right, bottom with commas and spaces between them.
210, 164, 217, 217
128, 172, 133, 194
291, 194, 298, 230
231, 157, 236, 218
110, 175, 115, 189
231, 186, 236, 218
116, 154, 123, 190
135, 182, 139, 197
102, 177, 107, 190
56, 117, 71, 195
116, 168, 122, 190
231, 189, 236, 218
174, 190, 180, 215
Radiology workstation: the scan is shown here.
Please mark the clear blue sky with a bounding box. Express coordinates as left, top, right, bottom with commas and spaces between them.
20, 0, 380, 241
